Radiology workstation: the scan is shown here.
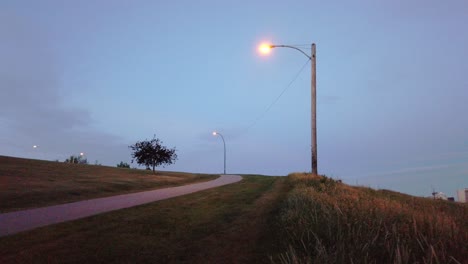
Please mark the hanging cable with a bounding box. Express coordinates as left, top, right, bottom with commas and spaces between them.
239, 58, 311, 135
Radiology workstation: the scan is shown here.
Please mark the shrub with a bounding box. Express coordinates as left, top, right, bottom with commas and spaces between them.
117, 161, 130, 168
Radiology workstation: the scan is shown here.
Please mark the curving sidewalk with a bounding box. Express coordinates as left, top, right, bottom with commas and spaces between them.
0, 174, 242, 237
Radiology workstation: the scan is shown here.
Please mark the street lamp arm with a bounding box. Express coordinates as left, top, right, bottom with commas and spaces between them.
213, 132, 227, 174
217, 133, 226, 145
271, 45, 311, 60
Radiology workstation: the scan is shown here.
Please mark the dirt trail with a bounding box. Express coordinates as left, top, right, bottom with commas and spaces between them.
191, 178, 289, 264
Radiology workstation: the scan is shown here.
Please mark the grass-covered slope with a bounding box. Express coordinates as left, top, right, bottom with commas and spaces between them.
273, 173, 468, 263
0, 155, 217, 212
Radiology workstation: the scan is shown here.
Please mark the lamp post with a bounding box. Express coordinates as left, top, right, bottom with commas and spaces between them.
77, 152, 85, 164
259, 42, 317, 175
32, 145, 39, 160
212, 131, 226, 174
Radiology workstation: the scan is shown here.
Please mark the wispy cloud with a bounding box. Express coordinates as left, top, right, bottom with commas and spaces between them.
0, 12, 126, 164
365, 164, 454, 178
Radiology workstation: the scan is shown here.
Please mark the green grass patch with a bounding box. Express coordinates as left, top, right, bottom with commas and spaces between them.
273, 173, 468, 263
0, 175, 288, 263
0, 155, 217, 212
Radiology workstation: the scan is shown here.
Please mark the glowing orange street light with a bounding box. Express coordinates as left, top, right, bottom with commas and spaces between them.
258, 43, 273, 55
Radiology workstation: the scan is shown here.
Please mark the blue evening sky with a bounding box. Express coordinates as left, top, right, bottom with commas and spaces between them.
1, 0, 467, 198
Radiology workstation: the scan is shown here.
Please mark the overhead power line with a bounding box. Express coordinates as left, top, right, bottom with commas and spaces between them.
240, 58, 311, 135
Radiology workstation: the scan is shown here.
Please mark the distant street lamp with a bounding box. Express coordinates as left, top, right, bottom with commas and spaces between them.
258, 42, 318, 175
32, 145, 39, 160
212, 131, 226, 174
79, 152, 86, 163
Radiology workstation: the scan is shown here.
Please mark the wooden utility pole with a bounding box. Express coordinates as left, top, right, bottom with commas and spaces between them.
311, 43, 317, 175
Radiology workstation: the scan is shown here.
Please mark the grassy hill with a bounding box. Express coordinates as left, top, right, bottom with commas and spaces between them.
0, 155, 217, 212
273, 173, 468, 263
0, 158, 466, 263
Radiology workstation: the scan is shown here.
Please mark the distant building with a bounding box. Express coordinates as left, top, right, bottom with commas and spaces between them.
457, 188, 468, 203
434, 192, 448, 200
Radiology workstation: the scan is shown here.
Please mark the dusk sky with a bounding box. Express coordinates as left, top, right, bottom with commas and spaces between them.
1, 1, 467, 198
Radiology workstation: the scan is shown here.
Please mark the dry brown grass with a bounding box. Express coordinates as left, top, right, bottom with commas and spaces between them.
0, 155, 217, 212
274, 173, 468, 264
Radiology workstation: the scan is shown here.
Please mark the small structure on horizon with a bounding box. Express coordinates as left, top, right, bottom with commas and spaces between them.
457, 188, 468, 203
433, 192, 448, 200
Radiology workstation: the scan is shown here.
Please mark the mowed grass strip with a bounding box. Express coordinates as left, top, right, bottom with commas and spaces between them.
0, 176, 287, 264
0, 156, 218, 212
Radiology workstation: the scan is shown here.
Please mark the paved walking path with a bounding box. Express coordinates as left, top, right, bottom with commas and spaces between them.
0, 175, 242, 237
